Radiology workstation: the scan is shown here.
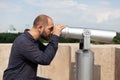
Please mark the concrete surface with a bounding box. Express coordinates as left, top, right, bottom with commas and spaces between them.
0, 43, 120, 80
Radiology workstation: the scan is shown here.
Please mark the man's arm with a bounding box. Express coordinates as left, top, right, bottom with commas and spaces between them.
19, 35, 59, 65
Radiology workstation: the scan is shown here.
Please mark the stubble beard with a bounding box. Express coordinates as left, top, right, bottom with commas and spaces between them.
40, 31, 51, 41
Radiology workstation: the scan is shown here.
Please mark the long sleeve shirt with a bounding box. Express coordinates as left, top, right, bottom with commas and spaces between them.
3, 29, 59, 80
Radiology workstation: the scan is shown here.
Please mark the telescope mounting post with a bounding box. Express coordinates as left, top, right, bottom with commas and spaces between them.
76, 29, 94, 80
82, 29, 91, 49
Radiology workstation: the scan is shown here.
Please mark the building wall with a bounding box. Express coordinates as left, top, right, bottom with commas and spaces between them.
0, 44, 120, 80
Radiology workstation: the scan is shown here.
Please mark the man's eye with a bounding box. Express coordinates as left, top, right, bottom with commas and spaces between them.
50, 27, 53, 31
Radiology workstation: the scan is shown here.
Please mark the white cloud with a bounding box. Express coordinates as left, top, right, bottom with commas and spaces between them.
96, 12, 110, 23
24, 0, 87, 10
94, 8, 120, 23
99, 0, 110, 6
0, 1, 22, 12
35, 1, 119, 20
32, 0, 120, 29
0, 0, 120, 31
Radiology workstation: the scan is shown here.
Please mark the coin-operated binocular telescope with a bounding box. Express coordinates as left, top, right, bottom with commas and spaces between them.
61, 27, 116, 80
61, 27, 116, 43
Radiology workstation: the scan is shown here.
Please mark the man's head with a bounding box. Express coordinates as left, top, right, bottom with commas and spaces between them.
33, 14, 54, 41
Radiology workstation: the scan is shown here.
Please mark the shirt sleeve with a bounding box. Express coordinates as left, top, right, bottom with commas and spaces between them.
19, 35, 59, 65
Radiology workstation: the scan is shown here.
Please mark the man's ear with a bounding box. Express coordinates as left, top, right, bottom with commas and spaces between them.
37, 24, 43, 31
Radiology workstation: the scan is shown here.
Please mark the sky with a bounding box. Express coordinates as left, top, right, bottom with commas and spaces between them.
0, 0, 120, 32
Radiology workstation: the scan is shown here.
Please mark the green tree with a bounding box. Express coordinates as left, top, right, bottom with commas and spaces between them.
113, 33, 120, 44
0, 33, 21, 43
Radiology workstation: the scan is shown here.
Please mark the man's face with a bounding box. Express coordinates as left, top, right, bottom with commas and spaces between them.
40, 18, 54, 41
40, 26, 53, 41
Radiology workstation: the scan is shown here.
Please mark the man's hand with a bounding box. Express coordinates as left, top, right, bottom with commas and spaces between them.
53, 24, 65, 36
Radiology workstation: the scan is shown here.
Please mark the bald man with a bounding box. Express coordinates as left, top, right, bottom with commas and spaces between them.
3, 14, 65, 80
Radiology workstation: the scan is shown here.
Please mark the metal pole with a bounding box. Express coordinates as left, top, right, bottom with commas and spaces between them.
76, 29, 94, 80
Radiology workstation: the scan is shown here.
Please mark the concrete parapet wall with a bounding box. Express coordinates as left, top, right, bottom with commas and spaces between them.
0, 44, 120, 80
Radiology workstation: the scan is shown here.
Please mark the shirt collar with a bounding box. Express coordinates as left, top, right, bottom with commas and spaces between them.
24, 29, 37, 43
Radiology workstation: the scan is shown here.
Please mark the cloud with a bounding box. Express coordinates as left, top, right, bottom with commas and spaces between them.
94, 8, 120, 23
24, 0, 120, 23
23, 0, 89, 24
0, 0, 120, 31
0, 1, 22, 12
24, 0, 88, 10
99, 0, 110, 6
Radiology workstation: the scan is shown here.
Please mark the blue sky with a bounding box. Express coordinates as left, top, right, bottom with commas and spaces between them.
0, 0, 120, 32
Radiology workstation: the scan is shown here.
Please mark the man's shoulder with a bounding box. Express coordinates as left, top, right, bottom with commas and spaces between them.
13, 33, 27, 44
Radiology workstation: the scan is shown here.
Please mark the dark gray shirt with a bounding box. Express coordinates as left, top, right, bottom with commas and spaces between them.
3, 30, 59, 80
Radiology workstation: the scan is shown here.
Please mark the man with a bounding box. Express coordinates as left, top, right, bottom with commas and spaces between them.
3, 14, 65, 80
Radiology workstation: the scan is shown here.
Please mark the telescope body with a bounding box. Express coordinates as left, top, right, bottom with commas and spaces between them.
61, 27, 116, 43
76, 50, 94, 80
